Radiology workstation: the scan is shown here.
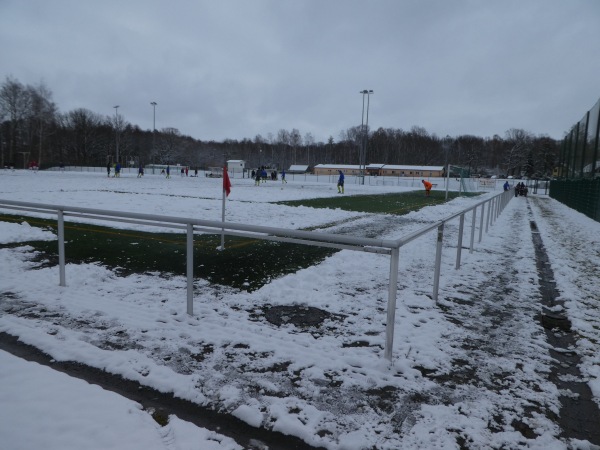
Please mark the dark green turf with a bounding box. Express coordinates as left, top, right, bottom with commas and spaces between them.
0, 213, 335, 292
278, 190, 479, 214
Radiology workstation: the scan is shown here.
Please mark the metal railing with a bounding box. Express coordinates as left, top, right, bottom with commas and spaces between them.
0, 189, 513, 360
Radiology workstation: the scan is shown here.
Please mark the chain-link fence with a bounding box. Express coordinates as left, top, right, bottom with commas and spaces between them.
550, 178, 600, 222
558, 98, 600, 179
551, 97, 600, 222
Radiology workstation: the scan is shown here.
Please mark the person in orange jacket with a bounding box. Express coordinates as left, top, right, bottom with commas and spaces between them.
422, 179, 433, 196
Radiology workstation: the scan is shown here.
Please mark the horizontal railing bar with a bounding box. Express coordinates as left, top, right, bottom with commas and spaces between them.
396, 221, 443, 247
0, 192, 506, 253
0, 198, 397, 250
65, 212, 188, 231
0, 202, 391, 254
394, 191, 505, 247
0, 204, 59, 217
219, 229, 392, 254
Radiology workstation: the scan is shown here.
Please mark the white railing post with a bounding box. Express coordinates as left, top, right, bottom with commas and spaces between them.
469, 208, 477, 253
495, 195, 500, 220
433, 223, 445, 303
186, 223, 194, 316
384, 247, 400, 361
478, 203, 485, 243
455, 213, 465, 269
58, 210, 66, 287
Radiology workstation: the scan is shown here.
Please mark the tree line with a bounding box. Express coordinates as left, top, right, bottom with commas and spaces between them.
1, 76, 560, 177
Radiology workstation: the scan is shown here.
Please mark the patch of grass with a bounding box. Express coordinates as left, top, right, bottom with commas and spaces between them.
278, 190, 480, 215
148, 408, 169, 427
0, 213, 335, 291
1, 190, 475, 290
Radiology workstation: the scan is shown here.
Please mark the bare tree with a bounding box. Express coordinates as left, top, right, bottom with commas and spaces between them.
155, 127, 181, 164
290, 128, 301, 165
455, 135, 484, 174
339, 125, 363, 164
26, 82, 57, 167
530, 136, 558, 178
339, 125, 362, 144
327, 136, 334, 163
404, 126, 430, 165
0, 76, 30, 166
504, 128, 532, 176
276, 129, 290, 168
303, 132, 314, 166
61, 109, 104, 164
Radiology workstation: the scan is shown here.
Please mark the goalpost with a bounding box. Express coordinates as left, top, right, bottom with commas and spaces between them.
445, 165, 474, 200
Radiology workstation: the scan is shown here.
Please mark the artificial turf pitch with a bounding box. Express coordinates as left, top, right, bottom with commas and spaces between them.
0, 190, 477, 291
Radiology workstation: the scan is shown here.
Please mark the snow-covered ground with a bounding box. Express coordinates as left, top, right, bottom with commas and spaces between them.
0, 170, 598, 449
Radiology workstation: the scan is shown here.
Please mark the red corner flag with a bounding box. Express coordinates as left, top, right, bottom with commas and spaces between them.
223, 166, 231, 197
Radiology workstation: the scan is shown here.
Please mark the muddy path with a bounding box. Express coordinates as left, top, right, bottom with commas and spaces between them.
0, 331, 324, 450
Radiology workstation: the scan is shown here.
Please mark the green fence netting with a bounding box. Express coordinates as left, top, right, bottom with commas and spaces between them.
550, 178, 600, 222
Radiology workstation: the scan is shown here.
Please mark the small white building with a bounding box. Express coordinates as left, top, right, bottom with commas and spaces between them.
287, 164, 310, 174
227, 160, 245, 171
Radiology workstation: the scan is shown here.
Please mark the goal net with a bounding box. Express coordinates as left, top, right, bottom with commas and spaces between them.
449, 165, 476, 193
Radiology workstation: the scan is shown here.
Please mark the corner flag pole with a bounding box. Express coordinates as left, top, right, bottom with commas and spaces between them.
220, 164, 231, 250
220, 186, 226, 250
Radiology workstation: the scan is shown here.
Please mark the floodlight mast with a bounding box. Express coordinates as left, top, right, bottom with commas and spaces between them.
150, 102, 157, 162
359, 90, 374, 185
113, 105, 120, 166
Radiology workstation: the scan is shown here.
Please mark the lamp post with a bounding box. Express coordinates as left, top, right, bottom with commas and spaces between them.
150, 102, 157, 164
113, 105, 120, 166
359, 90, 373, 185
443, 137, 451, 200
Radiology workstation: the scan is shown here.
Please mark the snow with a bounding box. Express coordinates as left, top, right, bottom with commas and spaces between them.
0, 351, 242, 450
1, 169, 599, 449
0, 220, 56, 244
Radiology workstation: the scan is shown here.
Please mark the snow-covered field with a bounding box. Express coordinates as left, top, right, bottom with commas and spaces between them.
0, 170, 598, 449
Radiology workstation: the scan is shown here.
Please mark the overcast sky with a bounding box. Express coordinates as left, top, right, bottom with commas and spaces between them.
1, 0, 599, 143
